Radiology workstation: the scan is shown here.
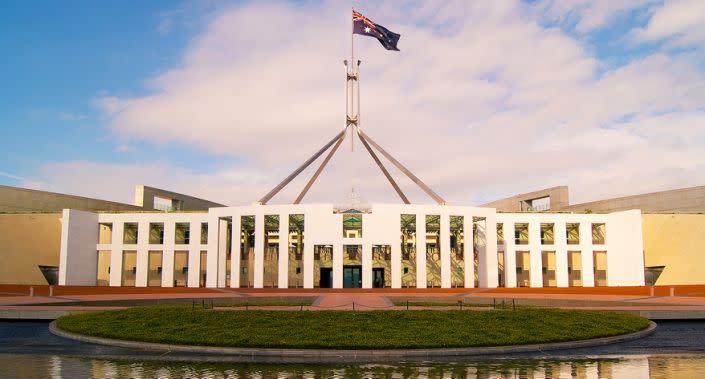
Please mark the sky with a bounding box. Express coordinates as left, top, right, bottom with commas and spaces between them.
1, 0, 704, 207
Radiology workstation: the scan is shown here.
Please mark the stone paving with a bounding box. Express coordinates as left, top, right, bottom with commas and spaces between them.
2, 284, 705, 319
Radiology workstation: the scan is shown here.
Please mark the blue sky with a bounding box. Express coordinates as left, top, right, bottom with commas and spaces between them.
1, 1, 704, 206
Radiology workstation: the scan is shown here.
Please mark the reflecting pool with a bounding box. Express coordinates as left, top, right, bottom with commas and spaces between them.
1, 354, 705, 378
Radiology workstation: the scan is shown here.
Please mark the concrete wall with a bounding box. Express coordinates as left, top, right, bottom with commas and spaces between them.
642, 214, 705, 285
0, 185, 143, 213
480, 186, 569, 212
565, 185, 705, 213
134, 185, 224, 211
0, 213, 61, 285
59, 210, 99, 285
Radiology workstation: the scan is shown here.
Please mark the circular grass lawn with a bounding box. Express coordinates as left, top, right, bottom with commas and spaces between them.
56, 306, 650, 349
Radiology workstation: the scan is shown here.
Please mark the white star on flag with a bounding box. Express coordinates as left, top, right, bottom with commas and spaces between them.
364, 26, 371, 33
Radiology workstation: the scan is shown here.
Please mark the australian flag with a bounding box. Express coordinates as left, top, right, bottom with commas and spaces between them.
353, 10, 400, 51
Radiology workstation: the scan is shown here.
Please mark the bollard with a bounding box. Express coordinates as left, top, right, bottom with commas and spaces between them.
670, 287, 675, 297
49, 286, 54, 297
352, 302, 355, 311
300, 303, 303, 311
493, 298, 496, 309
406, 300, 409, 311
650, 286, 655, 297
512, 299, 516, 311
458, 300, 462, 310
245, 301, 249, 310
29, 286, 34, 297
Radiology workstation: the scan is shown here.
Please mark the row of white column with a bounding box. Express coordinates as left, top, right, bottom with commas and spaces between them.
208, 213, 499, 289
106, 220, 206, 287
501, 221, 601, 288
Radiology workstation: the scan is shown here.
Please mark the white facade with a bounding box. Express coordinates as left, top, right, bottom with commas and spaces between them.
58, 204, 645, 288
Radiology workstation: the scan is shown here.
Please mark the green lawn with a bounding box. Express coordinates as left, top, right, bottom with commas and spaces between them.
56, 306, 649, 349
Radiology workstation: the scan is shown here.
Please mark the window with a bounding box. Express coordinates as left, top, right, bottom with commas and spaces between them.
540, 223, 554, 245
288, 214, 304, 288
123, 223, 138, 244
567, 223, 580, 245
400, 214, 416, 288
200, 223, 208, 244
175, 223, 190, 244
149, 223, 164, 244
592, 223, 606, 244
98, 223, 113, 244
514, 223, 529, 245
342, 213, 363, 238
450, 216, 464, 288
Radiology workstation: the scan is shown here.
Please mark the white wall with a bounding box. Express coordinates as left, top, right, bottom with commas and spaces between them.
58, 204, 646, 288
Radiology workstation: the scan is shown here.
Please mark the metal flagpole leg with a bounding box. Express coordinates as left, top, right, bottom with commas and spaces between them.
294, 127, 347, 204
258, 128, 347, 205
357, 128, 447, 205
355, 126, 410, 204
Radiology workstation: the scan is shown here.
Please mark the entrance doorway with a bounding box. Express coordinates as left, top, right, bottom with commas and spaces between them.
343, 266, 362, 288
372, 268, 385, 288
319, 267, 332, 288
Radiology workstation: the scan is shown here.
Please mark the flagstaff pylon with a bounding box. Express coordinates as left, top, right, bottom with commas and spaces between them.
258, 10, 445, 206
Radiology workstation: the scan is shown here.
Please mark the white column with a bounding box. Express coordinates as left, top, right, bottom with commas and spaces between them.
230, 216, 241, 288
440, 214, 451, 288
254, 213, 264, 288
303, 239, 314, 288
391, 234, 401, 288
362, 243, 372, 288
416, 213, 427, 288
463, 214, 474, 288
504, 222, 517, 288
333, 244, 343, 288
554, 220, 569, 287
529, 221, 543, 288
187, 247, 199, 288
217, 219, 228, 288
580, 221, 595, 287
161, 222, 175, 287
480, 213, 499, 288
109, 222, 124, 286
135, 220, 149, 287
278, 213, 289, 288
205, 215, 219, 288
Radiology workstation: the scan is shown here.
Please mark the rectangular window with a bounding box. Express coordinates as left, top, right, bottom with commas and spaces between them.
568, 251, 582, 287
175, 223, 190, 244
148, 250, 163, 287
314, 245, 333, 288
98, 223, 112, 244
342, 213, 363, 238
372, 245, 391, 288
593, 251, 607, 286
540, 223, 554, 245
400, 214, 417, 288
567, 223, 580, 245
450, 215, 464, 288
515, 251, 530, 287
240, 216, 255, 288
426, 215, 441, 288
263, 215, 279, 288
288, 214, 304, 288
542, 251, 556, 287
497, 251, 505, 287
592, 223, 606, 244
200, 222, 208, 244
121, 250, 137, 286
174, 251, 188, 287
514, 223, 529, 245
199, 250, 207, 287
149, 223, 164, 244
123, 223, 138, 244
497, 223, 504, 244
96, 250, 111, 286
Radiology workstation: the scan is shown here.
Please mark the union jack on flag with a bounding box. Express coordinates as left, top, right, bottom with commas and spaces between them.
353, 10, 400, 51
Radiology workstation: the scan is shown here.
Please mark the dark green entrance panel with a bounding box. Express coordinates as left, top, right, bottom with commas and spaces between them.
343, 266, 362, 288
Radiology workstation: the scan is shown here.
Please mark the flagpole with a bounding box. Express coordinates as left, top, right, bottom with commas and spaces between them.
350, 7, 355, 152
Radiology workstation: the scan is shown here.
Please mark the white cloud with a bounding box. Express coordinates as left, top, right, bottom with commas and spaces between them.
33, 0, 705, 206
534, 0, 657, 32
633, 0, 705, 47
